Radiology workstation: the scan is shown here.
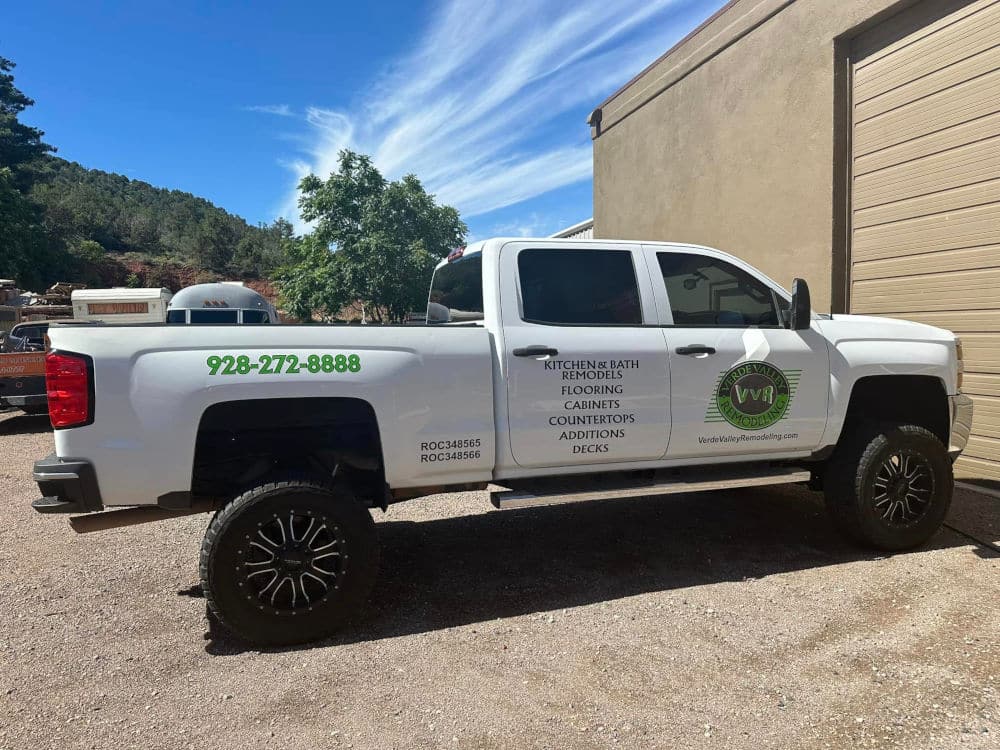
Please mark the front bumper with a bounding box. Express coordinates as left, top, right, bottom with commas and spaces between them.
31, 454, 104, 514
948, 394, 974, 459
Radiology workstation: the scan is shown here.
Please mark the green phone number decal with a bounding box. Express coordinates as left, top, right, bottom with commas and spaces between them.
206, 353, 361, 376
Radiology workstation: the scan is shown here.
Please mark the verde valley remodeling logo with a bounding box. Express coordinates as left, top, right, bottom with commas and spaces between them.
705, 361, 800, 430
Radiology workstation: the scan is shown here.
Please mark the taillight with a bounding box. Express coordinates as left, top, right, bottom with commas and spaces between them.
46, 351, 92, 429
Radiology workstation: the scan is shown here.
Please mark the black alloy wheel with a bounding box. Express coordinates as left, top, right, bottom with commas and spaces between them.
200, 477, 379, 646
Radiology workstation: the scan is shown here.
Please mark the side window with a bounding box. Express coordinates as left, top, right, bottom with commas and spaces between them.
657, 252, 782, 327
518, 249, 642, 325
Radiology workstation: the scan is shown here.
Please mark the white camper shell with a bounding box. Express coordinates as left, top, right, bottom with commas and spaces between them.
71, 288, 173, 324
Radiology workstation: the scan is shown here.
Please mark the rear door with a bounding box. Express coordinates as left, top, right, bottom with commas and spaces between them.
501, 242, 671, 468
643, 246, 830, 458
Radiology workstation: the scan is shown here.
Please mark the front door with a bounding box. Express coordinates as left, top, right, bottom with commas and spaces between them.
502, 243, 671, 468
644, 246, 830, 459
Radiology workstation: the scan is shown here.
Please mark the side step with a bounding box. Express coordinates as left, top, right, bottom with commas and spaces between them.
491, 466, 811, 510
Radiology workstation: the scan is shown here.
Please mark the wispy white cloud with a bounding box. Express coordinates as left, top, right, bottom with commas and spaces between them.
485, 212, 567, 241
260, 0, 702, 228
244, 104, 294, 117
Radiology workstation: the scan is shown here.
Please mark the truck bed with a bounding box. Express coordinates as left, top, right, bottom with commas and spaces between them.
47, 324, 496, 506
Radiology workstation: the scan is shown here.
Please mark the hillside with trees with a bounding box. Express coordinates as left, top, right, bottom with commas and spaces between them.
29, 157, 295, 289
2, 52, 466, 323
0, 54, 292, 292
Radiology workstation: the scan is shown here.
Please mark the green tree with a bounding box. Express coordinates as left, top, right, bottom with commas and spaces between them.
277, 234, 347, 322
192, 212, 240, 273
0, 55, 55, 288
0, 167, 46, 288
69, 238, 124, 287
262, 217, 295, 272
286, 150, 466, 323
0, 56, 54, 184
230, 218, 293, 278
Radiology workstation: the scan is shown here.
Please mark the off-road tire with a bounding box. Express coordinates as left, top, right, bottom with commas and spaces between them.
824, 422, 952, 550
200, 478, 379, 646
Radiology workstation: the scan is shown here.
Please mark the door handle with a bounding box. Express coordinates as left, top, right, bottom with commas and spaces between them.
675, 345, 716, 356
513, 345, 559, 357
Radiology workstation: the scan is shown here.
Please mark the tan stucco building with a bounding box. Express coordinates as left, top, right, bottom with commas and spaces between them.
590, 0, 1000, 481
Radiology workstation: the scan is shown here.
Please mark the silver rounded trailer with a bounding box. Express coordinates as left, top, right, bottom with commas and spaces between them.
166, 283, 278, 325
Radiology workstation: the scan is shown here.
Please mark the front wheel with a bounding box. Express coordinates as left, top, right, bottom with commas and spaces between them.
824, 423, 953, 550
200, 478, 379, 646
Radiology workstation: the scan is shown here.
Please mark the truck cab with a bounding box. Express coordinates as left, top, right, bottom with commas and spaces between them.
429, 240, 963, 477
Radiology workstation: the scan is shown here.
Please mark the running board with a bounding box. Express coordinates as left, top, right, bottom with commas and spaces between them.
491, 466, 811, 510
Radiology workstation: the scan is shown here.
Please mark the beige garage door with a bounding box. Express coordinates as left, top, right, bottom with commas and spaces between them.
849, 0, 1000, 482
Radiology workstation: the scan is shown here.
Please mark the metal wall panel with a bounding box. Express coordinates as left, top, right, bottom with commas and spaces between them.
850, 0, 1000, 481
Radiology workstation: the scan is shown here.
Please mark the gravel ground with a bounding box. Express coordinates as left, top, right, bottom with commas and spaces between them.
0, 409, 997, 750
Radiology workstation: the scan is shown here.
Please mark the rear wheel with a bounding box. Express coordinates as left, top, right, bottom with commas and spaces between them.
200, 477, 379, 646
824, 423, 953, 550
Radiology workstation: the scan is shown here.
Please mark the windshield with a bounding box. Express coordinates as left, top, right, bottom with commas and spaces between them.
427, 254, 483, 324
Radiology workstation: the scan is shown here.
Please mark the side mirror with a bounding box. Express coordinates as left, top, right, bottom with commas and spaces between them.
790, 278, 811, 330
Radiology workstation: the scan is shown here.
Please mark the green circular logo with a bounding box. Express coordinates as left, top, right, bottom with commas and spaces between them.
715, 361, 790, 431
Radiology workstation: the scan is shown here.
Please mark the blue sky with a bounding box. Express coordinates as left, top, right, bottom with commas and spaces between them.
5, 0, 724, 241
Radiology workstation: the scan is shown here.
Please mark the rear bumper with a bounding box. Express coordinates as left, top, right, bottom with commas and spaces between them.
31, 454, 104, 514
2, 393, 47, 407
0, 374, 46, 407
948, 394, 974, 459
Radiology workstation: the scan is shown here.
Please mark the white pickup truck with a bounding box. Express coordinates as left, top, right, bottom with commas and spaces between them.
32, 238, 973, 645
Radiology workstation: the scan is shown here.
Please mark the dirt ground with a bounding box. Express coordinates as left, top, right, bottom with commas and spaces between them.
0, 410, 997, 750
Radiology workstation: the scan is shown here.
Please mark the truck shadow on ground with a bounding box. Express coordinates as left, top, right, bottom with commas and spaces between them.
205, 484, 993, 655
0, 413, 51, 435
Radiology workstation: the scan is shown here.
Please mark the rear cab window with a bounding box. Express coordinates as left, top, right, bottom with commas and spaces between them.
427, 253, 484, 324
13, 325, 45, 343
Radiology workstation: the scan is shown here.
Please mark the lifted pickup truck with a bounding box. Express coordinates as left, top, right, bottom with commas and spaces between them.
32, 239, 973, 645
